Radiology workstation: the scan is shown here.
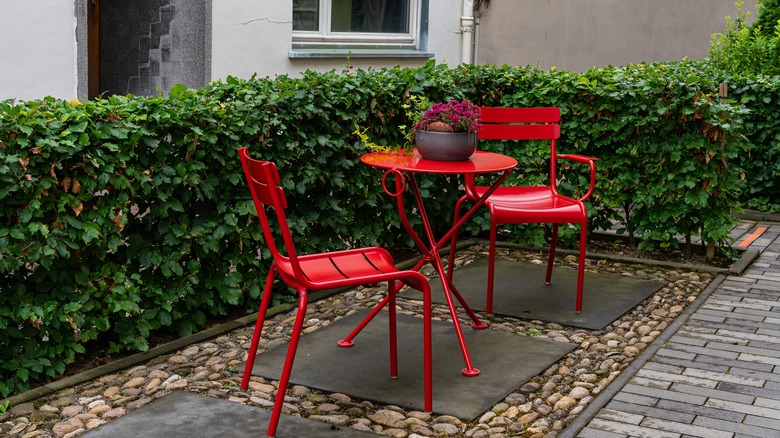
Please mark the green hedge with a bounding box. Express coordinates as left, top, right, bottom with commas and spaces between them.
0, 60, 774, 398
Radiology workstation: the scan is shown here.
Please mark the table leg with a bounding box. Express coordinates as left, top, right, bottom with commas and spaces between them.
407, 175, 480, 377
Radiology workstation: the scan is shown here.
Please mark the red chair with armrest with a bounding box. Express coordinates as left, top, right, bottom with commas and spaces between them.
447, 107, 597, 314
237, 147, 432, 437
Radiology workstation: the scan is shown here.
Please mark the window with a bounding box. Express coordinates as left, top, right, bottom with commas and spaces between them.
290, 0, 431, 58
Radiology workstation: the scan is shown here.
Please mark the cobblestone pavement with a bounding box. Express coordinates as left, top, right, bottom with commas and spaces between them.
4, 233, 769, 438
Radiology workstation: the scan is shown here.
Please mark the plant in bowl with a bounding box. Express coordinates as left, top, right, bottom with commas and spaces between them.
413, 100, 481, 161
414, 99, 481, 134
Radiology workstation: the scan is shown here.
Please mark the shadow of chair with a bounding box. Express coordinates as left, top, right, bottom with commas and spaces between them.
237, 147, 432, 437
447, 107, 597, 314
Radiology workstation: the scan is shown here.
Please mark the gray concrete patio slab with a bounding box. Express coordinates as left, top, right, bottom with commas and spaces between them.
249, 309, 576, 420
419, 258, 665, 329
81, 390, 379, 438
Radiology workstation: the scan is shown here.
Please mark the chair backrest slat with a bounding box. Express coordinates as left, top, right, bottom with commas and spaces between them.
478, 123, 560, 141
238, 147, 300, 271
479, 106, 560, 123
478, 107, 561, 141
244, 156, 287, 208
474, 107, 562, 191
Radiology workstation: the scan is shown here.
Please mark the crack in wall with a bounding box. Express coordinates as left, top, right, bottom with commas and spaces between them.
238, 17, 290, 25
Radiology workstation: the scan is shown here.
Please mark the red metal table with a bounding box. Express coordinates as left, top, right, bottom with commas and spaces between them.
340, 149, 518, 376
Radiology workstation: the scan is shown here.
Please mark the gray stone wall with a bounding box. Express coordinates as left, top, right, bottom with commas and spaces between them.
100, 0, 207, 96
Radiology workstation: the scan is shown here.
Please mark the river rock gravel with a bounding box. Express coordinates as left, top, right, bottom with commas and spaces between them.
0, 244, 716, 438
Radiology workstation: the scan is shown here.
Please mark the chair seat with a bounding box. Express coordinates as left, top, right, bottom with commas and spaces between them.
473, 186, 586, 224
276, 247, 426, 291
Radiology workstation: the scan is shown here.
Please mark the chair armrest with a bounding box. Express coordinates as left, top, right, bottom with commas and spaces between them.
556, 154, 597, 202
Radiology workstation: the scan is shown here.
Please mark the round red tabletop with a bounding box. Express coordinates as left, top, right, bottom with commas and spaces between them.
360, 150, 517, 174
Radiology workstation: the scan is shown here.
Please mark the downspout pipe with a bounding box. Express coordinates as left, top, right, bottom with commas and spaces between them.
461, 0, 475, 64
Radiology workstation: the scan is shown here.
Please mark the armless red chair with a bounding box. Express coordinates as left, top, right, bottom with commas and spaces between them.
237, 148, 432, 438
447, 108, 596, 314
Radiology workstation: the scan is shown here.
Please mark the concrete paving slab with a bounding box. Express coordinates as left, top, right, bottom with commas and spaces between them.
82, 390, 379, 438
250, 310, 575, 420
418, 258, 664, 329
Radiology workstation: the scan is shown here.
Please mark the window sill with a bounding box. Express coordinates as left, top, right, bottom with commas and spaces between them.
288, 47, 434, 59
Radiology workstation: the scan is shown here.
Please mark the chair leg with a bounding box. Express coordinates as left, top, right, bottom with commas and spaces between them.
545, 224, 559, 285
576, 222, 587, 313
486, 220, 498, 315
388, 280, 398, 378
447, 195, 468, 280
267, 288, 309, 438
422, 283, 433, 413
241, 267, 277, 390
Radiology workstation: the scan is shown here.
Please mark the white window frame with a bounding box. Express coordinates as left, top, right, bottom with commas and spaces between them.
290, 0, 432, 58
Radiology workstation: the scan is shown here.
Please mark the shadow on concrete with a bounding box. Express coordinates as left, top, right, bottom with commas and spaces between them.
250, 310, 575, 420
418, 258, 664, 330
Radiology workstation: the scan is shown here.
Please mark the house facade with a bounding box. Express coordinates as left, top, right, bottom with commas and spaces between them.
0, 0, 756, 102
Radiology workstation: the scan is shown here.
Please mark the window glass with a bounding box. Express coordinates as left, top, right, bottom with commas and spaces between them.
330, 0, 410, 33
293, 0, 319, 31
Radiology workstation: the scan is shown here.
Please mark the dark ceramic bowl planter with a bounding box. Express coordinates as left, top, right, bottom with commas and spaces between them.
415, 131, 478, 161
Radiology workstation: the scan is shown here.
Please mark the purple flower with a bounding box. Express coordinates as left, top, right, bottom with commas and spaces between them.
415, 100, 481, 133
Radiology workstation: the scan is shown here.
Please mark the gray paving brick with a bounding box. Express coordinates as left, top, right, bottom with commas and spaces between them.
703, 341, 780, 359
664, 343, 740, 361
683, 368, 766, 387
737, 352, 780, 367
695, 317, 780, 333
656, 399, 745, 422
740, 297, 780, 307
707, 298, 769, 311
722, 276, 758, 285
731, 305, 780, 318
596, 408, 645, 425
612, 391, 659, 406
640, 417, 734, 438
656, 347, 697, 361
694, 415, 779, 437
705, 398, 780, 420
666, 349, 775, 373
752, 280, 780, 292
670, 382, 755, 404
701, 302, 738, 312
667, 335, 708, 347
695, 309, 765, 323
717, 285, 780, 296
689, 320, 755, 334
728, 367, 780, 384
652, 355, 730, 374
756, 327, 780, 337
645, 361, 685, 374
718, 281, 752, 291
605, 400, 695, 424
577, 426, 627, 438
710, 329, 778, 345
631, 376, 673, 389
635, 369, 718, 388
675, 329, 749, 345
717, 381, 780, 401
586, 418, 681, 438
623, 384, 708, 405
744, 414, 780, 432
689, 313, 727, 323
742, 339, 780, 353
754, 396, 780, 410
680, 326, 719, 335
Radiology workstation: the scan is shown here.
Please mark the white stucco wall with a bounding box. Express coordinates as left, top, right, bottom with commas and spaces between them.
210, 0, 463, 82
0, 1, 77, 101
